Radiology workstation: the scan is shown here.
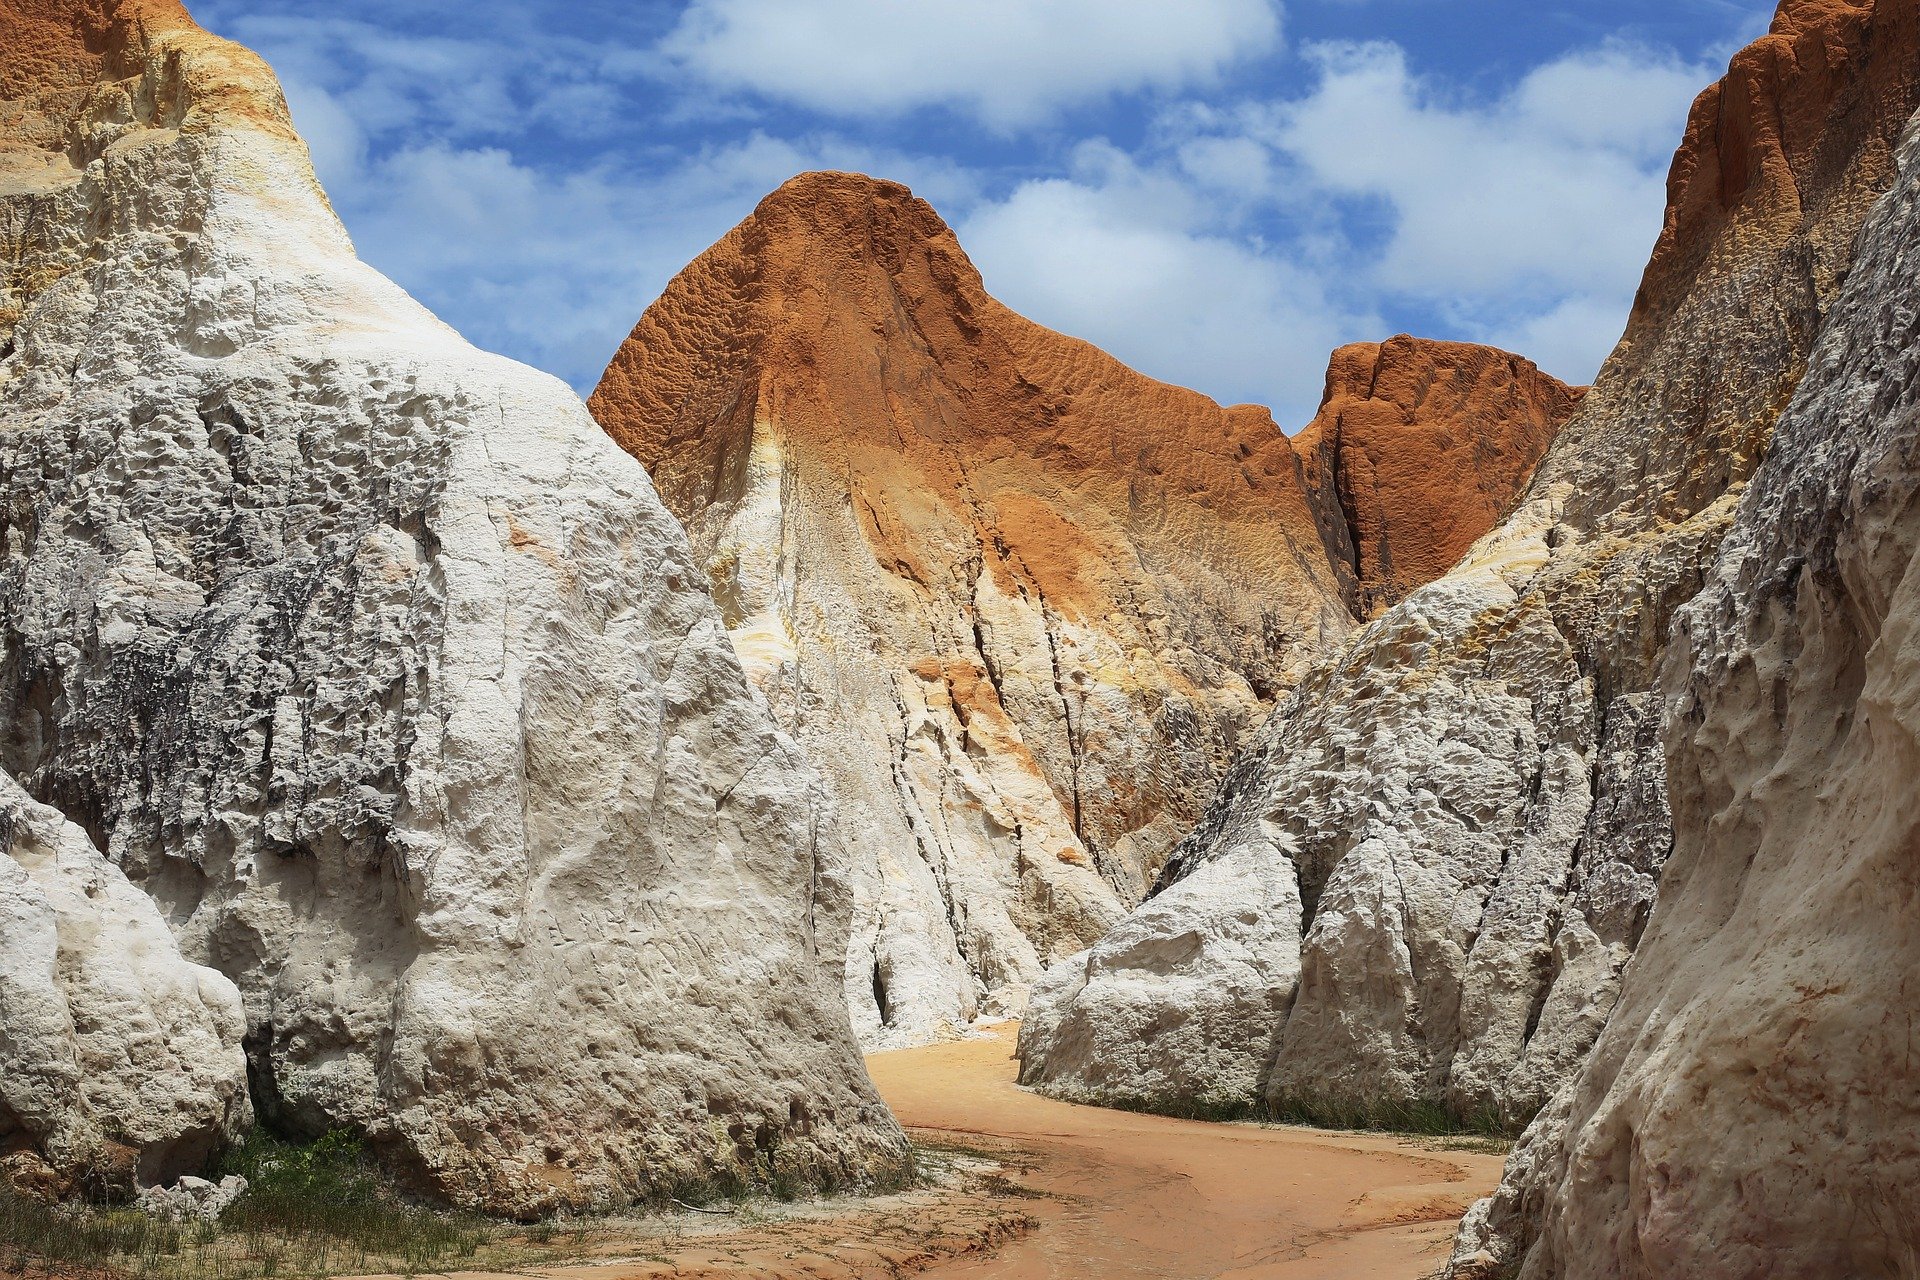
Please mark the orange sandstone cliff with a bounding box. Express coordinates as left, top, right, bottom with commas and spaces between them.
1296, 337, 1583, 616
590, 174, 1577, 1043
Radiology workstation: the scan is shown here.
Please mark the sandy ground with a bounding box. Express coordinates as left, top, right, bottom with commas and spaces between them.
864, 1025, 1503, 1279
391, 1023, 1501, 1279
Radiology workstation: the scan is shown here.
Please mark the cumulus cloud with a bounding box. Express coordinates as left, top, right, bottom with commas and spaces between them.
657, 0, 1284, 129
947, 38, 1714, 415
1273, 41, 1704, 298
960, 145, 1379, 426
1256, 40, 1714, 378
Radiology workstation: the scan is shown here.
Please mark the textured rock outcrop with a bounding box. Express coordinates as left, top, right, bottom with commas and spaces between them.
0, 0, 905, 1212
1020, 0, 1920, 1126
1, 772, 249, 1197
1295, 338, 1583, 617
1450, 70, 1920, 1280
591, 178, 1574, 1045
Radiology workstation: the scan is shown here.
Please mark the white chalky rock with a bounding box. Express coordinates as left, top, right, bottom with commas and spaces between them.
1018, 0, 1920, 1129
137, 1174, 249, 1222
0, 0, 905, 1214
0, 773, 250, 1193
1450, 85, 1920, 1280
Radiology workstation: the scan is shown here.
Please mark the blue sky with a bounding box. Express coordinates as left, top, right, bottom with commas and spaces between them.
196, 0, 1774, 428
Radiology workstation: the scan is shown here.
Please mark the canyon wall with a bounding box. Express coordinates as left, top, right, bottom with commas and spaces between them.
1020, 0, 1920, 1125
0, 0, 905, 1211
1453, 73, 1920, 1280
591, 180, 1575, 1044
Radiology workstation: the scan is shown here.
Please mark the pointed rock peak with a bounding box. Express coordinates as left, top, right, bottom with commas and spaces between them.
1294, 334, 1584, 616
752, 169, 940, 228
1632, 0, 1915, 335
737, 171, 954, 257
593, 170, 1276, 492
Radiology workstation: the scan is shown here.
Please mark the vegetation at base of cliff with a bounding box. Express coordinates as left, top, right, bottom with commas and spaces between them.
0, 1130, 494, 1280
0, 1129, 928, 1280
1266, 1092, 1523, 1144
1043, 1084, 1523, 1147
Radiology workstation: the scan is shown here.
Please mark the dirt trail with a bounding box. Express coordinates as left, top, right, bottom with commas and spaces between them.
407, 1024, 1500, 1279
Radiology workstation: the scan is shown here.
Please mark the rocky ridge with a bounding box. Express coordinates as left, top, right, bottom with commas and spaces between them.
590, 177, 1577, 1045
1019, 0, 1920, 1127
0, 0, 905, 1211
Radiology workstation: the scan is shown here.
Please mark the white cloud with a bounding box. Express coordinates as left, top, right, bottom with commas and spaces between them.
657, 0, 1283, 129
204, 11, 632, 144
1245, 39, 1714, 380
949, 36, 1715, 416
205, 0, 1737, 414
1272, 41, 1703, 299
960, 148, 1379, 426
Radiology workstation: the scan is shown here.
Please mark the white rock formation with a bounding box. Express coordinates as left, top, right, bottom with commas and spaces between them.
1450, 87, 1920, 1280
0, 0, 904, 1213
1, 771, 249, 1195
1019, 0, 1920, 1127
137, 1174, 248, 1222
1019, 836, 1302, 1113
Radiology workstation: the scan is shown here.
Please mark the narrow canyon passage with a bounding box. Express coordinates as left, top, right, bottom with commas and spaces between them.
865, 1026, 1504, 1279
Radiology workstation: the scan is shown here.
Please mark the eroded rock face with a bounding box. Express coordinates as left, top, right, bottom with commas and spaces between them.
1019, 0, 1920, 1125
1451, 80, 1920, 1280
0, 771, 249, 1197
590, 177, 1573, 1045
0, 0, 905, 1212
1295, 338, 1583, 617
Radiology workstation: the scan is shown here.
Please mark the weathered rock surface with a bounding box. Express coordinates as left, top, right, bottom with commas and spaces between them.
136, 1173, 248, 1222
1019, 0, 1920, 1126
0, 0, 905, 1212
1019, 831, 1302, 1112
1451, 68, 1920, 1280
1295, 338, 1583, 617
1, 771, 249, 1196
591, 177, 1574, 1045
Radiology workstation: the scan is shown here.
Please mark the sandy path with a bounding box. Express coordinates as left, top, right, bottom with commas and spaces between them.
864, 1025, 1503, 1279
390, 1024, 1500, 1279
